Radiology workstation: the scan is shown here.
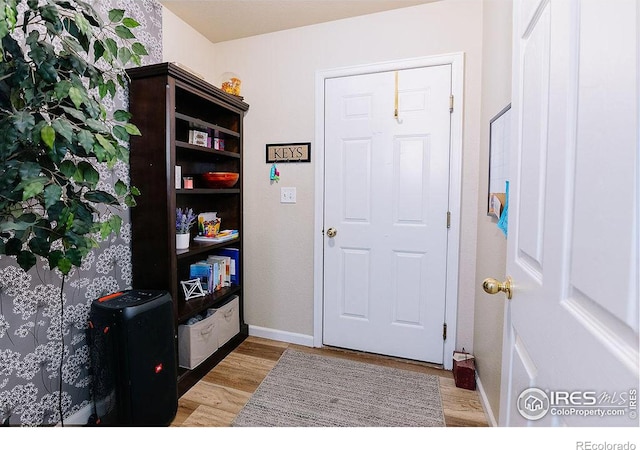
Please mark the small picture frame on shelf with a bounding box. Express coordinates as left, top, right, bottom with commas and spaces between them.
189, 129, 209, 147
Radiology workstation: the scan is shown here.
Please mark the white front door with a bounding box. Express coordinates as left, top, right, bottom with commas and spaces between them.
499, 0, 639, 426
323, 65, 452, 363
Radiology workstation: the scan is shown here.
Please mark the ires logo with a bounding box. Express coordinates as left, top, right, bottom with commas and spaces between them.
549, 391, 598, 406
517, 388, 637, 421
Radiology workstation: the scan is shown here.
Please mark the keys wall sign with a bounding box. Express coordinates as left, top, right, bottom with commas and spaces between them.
266, 142, 311, 163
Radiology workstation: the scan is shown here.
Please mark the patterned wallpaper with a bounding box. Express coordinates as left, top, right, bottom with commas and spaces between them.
0, 0, 162, 426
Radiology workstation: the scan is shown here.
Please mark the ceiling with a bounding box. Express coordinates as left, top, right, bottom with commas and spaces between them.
159, 0, 439, 43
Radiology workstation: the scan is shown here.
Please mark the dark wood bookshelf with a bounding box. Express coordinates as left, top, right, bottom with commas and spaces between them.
127, 62, 249, 395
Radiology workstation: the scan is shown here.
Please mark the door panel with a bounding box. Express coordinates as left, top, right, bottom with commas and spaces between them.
323, 65, 452, 363
500, 0, 639, 427
517, 3, 550, 274
341, 248, 370, 319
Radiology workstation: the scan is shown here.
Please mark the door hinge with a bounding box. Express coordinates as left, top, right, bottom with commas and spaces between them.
449, 94, 454, 113
443, 323, 447, 341
446, 211, 451, 229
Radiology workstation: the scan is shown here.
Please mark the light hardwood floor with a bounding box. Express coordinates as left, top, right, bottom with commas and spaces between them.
171, 336, 489, 427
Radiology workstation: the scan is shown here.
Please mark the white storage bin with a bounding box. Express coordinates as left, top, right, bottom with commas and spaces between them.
212, 295, 240, 347
178, 312, 218, 369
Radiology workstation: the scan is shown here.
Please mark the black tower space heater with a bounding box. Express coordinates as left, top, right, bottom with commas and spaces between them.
88, 289, 177, 426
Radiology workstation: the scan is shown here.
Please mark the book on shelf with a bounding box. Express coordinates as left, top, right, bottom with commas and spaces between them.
189, 262, 214, 293
207, 255, 231, 287
214, 247, 240, 285
190, 260, 224, 293
193, 229, 238, 243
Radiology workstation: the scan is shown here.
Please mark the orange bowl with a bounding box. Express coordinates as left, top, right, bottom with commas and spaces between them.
201, 172, 239, 188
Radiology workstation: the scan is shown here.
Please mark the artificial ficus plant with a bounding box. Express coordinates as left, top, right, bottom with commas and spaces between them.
0, 0, 147, 274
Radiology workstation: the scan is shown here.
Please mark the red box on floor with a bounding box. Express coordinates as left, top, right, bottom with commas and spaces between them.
453, 351, 476, 390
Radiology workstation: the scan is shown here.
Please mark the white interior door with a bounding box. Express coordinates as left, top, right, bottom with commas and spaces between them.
498, 0, 639, 426
323, 65, 452, 363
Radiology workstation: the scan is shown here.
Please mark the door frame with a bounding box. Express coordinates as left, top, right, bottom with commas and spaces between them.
313, 53, 465, 370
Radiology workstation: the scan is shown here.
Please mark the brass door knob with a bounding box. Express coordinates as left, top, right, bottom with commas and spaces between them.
326, 227, 337, 238
482, 276, 513, 300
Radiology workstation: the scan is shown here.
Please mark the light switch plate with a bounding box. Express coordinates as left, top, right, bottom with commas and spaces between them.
280, 187, 296, 203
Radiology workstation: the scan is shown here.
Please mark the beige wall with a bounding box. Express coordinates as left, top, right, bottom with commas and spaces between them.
206, 0, 483, 349
162, 7, 217, 83
161, 0, 494, 357
474, 0, 512, 424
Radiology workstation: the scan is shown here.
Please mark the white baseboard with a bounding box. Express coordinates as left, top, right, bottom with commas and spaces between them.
475, 374, 498, 427
248, 325, 314, 347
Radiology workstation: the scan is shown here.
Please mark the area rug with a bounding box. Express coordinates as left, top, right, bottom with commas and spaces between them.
232, 349, 445, 427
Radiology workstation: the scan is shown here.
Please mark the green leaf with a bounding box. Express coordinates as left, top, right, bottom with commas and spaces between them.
62, 35, 84, 54
132, 42, 148, 56
54, 80, 72, 99
114, 179, 128, 196
109, 214, 122, 235
108, 9, 125, 22
47, 201, 65, 222
44, 184, 62, 208
98, 82, 107, 98
68, 86, 83, 109
122, 17, 140, 28
41, 124, 56, 149
124, 194, 137, 207
130, 53, 141, 66
130, 186, 141, 196
77, 161, 99, 186
52, 118, 74, 143
92, 144, 106, 161
0, 219, 32, 233
37, 61, 58, 83
114, 25, 135, 40
66, 247, 83, 267
5, 237, 22, 255
17, 213, 37, 224
61, 105, 87, 122
86, 118, 109, 133
84, 190, 119, 205
28, 236, 51, 256
0, 2, 17, 40
99, 220, 112, 239
20, 177, 47, 200
124, 123, 141, 136
19, 162, 41, 179
93, 40, 104, 61
74, 12, 91, 35
95, 134, 115, 153
57, 256, 72, 274
113, 109, 132, 122
33, 220, 52, 241
116, 146, 129, 164
13, 111, 36, 134
40, 5, 60, 24
104, 38, 118, 58
63, 16, 80, 39
17, 251, 36, 272
106, 79, 116, 98
59, 160, 76, 178
112, 125, 129, 142
76, 129, 95, 152
48, 250, 63, 268
118, 47, 133, 66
